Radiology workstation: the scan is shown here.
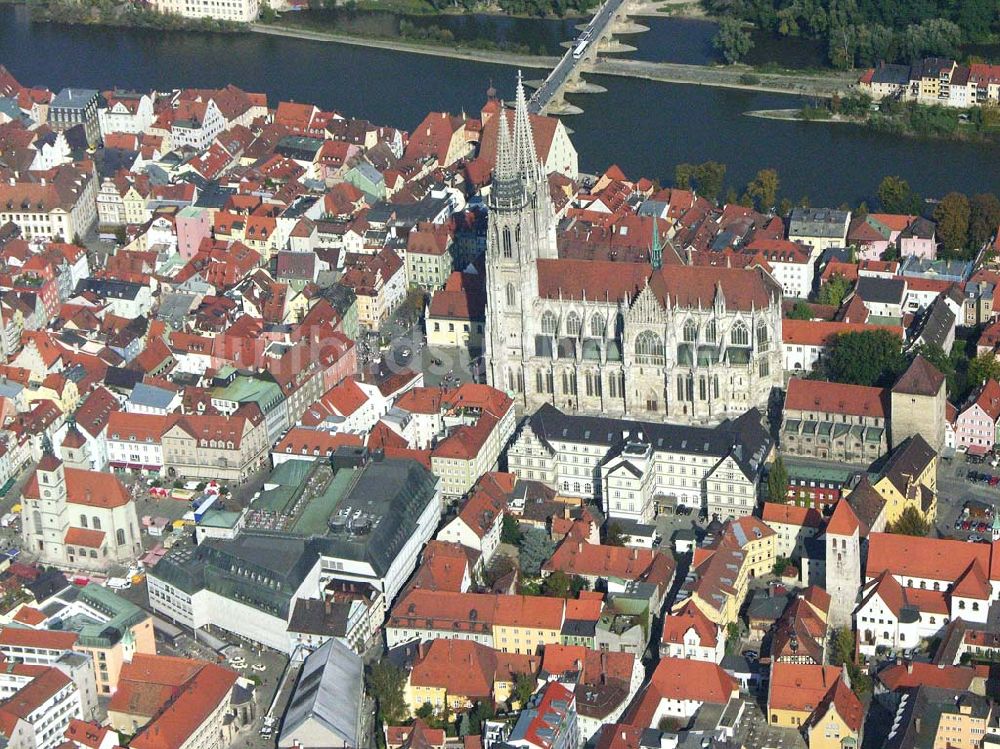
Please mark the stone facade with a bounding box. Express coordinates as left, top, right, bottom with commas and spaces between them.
484, 79, 784, 426
890, 355, 947, 451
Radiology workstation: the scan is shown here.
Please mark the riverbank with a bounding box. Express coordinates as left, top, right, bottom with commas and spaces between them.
252, 22, 556, 66
745, 101, 1000, 144
744, 108, 856, 123
253, 22, 856, 97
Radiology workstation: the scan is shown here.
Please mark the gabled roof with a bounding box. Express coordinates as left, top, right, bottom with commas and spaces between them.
626, 658, 737, 727
661, 599, 718, 649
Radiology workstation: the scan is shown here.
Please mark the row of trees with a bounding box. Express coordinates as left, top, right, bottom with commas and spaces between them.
875, 175, 1000, 258
703, 0, 999, 68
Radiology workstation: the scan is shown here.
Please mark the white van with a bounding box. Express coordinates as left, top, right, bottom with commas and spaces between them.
107, 577, 132, 591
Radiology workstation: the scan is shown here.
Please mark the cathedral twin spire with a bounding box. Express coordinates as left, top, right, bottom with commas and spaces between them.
491, 72, 544, 209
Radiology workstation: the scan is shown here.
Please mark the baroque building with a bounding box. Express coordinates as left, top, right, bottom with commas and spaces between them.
484, 77, 785, 425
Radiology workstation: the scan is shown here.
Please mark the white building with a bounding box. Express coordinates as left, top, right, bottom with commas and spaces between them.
436, 473, 509, 566
746, 240, 815, 300
149, 0, 260, 23
659, 600, 725, 663
20, 456, 143, 573
0, 667, 83, 749
0, 165, 97, 242
98, 91, 155, 136
105, 412, 171, 475
507, 404, 771, 522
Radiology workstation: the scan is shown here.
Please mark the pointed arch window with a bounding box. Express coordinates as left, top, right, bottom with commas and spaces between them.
683, 319, 698, 343
590, 315, 606, 338
756, 320, 770, 352
506, 283, 516, 307
541, 311, 558, 336
731, 322, 749, 347
566, 312, 582, 337
502, 227, 513, 259
635, 330, 665, 364
705, 319, 717, 343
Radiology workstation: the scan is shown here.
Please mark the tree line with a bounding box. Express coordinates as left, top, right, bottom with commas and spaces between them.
706, 0, 1000, 68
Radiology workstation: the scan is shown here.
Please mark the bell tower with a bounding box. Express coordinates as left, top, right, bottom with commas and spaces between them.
484, 73, 557, 398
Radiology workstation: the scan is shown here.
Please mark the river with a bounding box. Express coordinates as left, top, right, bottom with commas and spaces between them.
1, 5, 998, 204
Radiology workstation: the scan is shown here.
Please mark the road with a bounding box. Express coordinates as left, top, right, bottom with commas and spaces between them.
529, 0, 626, 114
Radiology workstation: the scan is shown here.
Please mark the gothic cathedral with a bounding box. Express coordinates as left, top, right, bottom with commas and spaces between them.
485, 76, 785, 425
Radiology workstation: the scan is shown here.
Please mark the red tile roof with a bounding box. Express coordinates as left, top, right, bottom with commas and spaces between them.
761, 502, 824, 528
22, 466, 132, 509
784, 378, 888, 419
769, 663, 843, 714
782, 319, 903, 347
866, 533, 996, 584
0, 627, 78, 651
661, 599, 719, 649
627, 658, 737, 727
64, 527, 105, 549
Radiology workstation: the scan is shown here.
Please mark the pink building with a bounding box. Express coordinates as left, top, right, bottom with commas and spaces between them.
898, 216, 938, 259
175, 206, 212, 261
956, 379, 1000, 454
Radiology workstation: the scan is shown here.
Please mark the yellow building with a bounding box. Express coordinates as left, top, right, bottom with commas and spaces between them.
424, 272, 485, 352
770, 664, 863, 749
404, 639, 537, 717
675, 517, 774, 628
492, 595, 564, 655
931, 693, 993, 749
872, 435, 937, 526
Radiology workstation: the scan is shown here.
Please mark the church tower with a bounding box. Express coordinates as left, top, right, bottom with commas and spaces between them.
484, 74, 558, 400
824, 500, 862, 629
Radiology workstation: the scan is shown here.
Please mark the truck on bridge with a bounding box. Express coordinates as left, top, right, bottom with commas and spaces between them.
572, 39, 589, 59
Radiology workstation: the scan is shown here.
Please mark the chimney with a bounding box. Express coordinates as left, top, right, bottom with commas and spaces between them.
907, 662, 914, 674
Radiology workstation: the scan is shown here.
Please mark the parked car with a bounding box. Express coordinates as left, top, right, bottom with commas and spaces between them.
969, 534, 983, 542
107, 577, 132, 591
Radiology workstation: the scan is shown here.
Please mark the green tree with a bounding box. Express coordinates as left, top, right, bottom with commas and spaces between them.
725, 622, 742, 653
877, 175, 919, 214
817, 274, 852, 307
829, 627, 855, 667
467, 701, 495, 735
259, 1, 277, 21
934, 192, 971, 255
367, 661, 407, 725
826, 329, 907, 387
512, 672, 536, 707
605, 522, 626, 546
773, 556, 793, 575
968, 354, 1000, 387
542, 570, 573, 598
745, 168, 780, 212
674, 161, 727, 202
674, 163, 695, 190
787, 300, 814, 320
694, 161, 727, 202
886, 505, 932, 536
968, 193, 1000, 251
518, 527, 555, 576
767, 456, 789, 503
416, 702, 435, 720
713, 17, 754, 64
501, 514, 523, 545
